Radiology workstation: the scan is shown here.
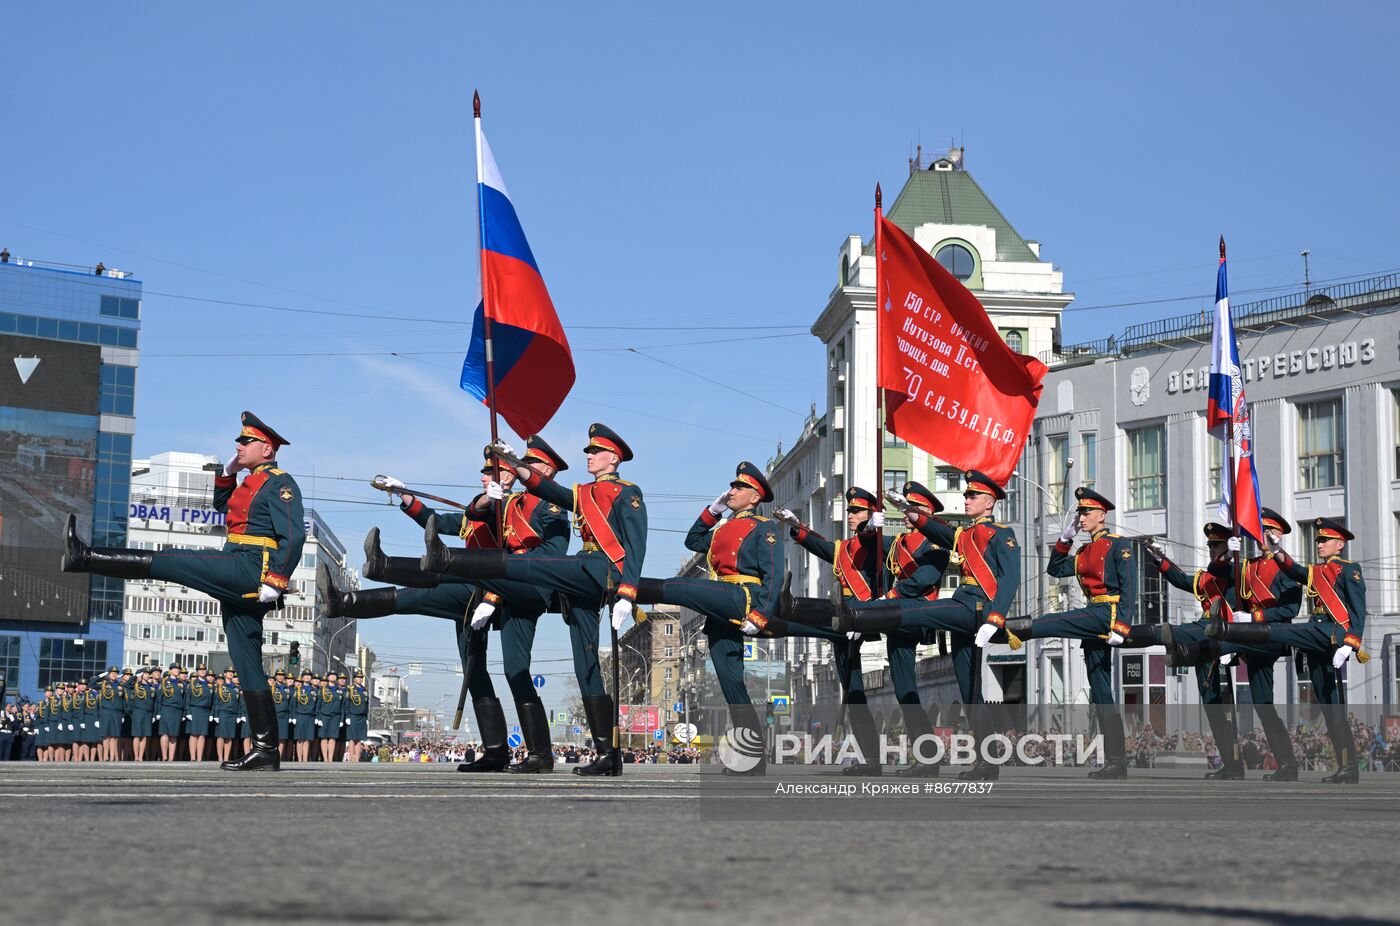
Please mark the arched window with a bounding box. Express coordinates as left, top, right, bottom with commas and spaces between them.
935, 243, 976, 282
1004, 330, 1023, 353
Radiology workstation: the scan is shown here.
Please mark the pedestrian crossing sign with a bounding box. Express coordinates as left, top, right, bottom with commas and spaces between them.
769, 695, 790, 715
743, 642, 756, 661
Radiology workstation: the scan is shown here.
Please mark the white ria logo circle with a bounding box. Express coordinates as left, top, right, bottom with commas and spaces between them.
717, 726, 764, 772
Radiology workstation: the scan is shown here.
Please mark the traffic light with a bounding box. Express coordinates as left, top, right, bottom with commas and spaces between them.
289, 641, 300, 668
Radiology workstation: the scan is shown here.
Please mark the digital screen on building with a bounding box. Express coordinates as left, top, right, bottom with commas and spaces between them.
0, 334, 102, 624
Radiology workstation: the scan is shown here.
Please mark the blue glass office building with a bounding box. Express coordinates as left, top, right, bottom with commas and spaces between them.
0, 255, 140, 700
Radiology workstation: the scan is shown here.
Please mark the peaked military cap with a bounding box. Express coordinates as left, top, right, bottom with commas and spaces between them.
1202, 522, 1233, 541
731, 461, 773, 503
1074, 486, 1115, 512
902, 481, 944, 513
353, 669, 364, 677
583, 423, 633, 462
274, 669, 286, 677
120, 668, 133, 676
238, 410, 290, 448
1314, 517, 1353, 542
845, 486, 878, 512
524, 434, 568, 471
1260, 507, 1291, 535
963, 470, 1006, 500
107, 666, 119, 673
481, 445, 512, 474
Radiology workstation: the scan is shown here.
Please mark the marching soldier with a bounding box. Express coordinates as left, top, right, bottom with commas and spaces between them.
345, 670, 370, 761
293, 669, 318, 762
63, 410, 304, 771
187, 665, 214, 763
329, 436, 571, 774
877, 481, 952, 777
817, 470, 1021, 781
156, 665, 186, 762
1209, 517, 1365, 783
772, 486, 890, 776
271, 670, 293, 761
97, 666, 125, 762
213, 668, 242, 763
633, 462, 785, 776
421, 424, 647, 778
1135, 522, 1249, 779
997, 487, 1136, 780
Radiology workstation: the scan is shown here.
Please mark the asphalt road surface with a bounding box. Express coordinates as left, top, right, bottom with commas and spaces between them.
1, 763, 1395, 926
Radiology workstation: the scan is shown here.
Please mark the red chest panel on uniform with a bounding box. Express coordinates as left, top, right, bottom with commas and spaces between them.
461, 519, 497, 549
1244, 556, 1281, 606
956, 523, 1000, 597
576, 480, 628, 567
1075, 538, 1111, 598
225, 470, 271, 534
834, 537, 875, 600
504, 493, 544, 553
889, 532, 939, 600
709, 517, 759, 577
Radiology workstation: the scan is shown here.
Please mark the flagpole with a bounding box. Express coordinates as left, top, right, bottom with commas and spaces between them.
873, 183, 886, 599
475, 90, 503, 458
1220, 233, 1242, 764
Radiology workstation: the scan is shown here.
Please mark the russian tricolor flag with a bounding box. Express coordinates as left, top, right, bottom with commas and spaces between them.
460, 110, 574, 437
1206, 243, 1264, 543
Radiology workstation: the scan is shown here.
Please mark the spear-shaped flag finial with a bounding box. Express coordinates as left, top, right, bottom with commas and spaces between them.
1219, 235, 1226, 261
473, 90, 481, 119
875, 182, 882, 210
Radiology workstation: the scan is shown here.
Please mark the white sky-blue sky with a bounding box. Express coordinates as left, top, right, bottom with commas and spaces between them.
6, 2, 1398, 723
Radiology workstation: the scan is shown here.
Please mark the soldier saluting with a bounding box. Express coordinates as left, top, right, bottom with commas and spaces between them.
62, 411, 305, 771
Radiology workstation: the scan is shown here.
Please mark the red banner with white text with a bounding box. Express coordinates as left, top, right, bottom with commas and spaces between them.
876, 214, 1047, 483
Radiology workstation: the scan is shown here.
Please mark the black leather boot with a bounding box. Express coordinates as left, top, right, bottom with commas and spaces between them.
573, 695, 621, 777
1320, 706, 1358, 784
1121, 622, 1171, 650
1256, 703, 1297, 778
634, 578, 666, 606
1202, 705, 1245, 780
1088, 707, 1128, 780
421, 516, 508, 578
363, 528, 439, 587
320, 563, 399, 620
1002, 616, 1034, 644
831, 601, 903, 635
62, 514, 153, 577
509, 699, 554, 774
221, 689, 279, 771
458, 698, 510, 772
895, 704, 940, 777
1167, 639, 1215, 669
840, 703, 882, 776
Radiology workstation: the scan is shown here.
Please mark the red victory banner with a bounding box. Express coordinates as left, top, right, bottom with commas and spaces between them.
876, 212, 1047, 483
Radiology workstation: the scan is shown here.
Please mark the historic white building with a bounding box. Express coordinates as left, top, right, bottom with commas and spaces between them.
121, 451, 359, 677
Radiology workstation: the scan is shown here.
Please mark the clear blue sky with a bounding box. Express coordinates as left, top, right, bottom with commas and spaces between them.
6, 2, 1398, 721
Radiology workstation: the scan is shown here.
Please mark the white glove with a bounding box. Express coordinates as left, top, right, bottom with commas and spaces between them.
1107, 630, 1126, 646
490, 439, 519, 459
1226, 536, 1242, 553
883, 489, 910, 511
258, 584, 281, 604
1231, 611, 1251, 624
870, 512, 885, 530
224, 454, 242, 477
974, 623, 997, 648
611, 598, 633, 632
846, 631, 862, 641
94, 721, 100, 729
1219, 653, 1236, 667
315, 719, 323, 726
774, 508, 800, 528
707, 491, 731, 517
470, 600, 496, 630
377, 475, 406, 492
1144, 540, 1165, 563
485, 480, 505, 501
1058, 514, 1079, 544
1332, 645, 1354, 670
740, 619, 761, 636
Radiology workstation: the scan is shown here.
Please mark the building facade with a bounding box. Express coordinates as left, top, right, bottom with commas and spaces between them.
1023, 273, 1400, 721
122, 451, 359, 677
0, 255, 141, 699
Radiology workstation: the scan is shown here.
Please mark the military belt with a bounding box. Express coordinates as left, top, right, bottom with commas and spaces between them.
227, 534, 278, 550
717, 574, 761, 586
1089, 594, 1121, 604
961, 577, 980, 586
